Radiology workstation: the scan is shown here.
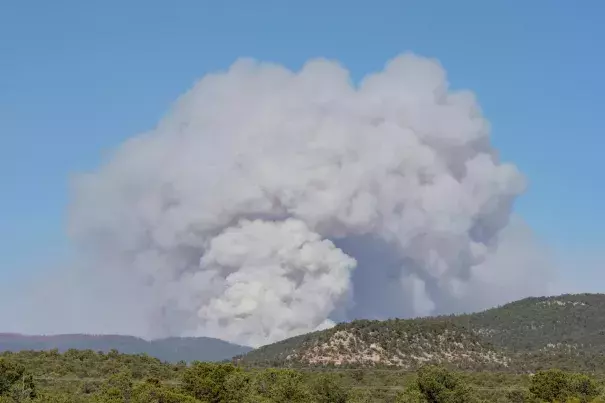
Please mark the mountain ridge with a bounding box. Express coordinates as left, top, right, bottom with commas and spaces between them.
0, 333, 252, 363
4, 293, 605, 371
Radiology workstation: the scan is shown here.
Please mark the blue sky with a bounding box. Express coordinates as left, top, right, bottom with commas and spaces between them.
1, 1, 603, 289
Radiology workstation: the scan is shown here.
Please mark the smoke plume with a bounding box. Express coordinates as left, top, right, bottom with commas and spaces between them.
12, 54, 555, 347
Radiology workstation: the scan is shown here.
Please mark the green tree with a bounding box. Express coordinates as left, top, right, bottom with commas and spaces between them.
568, 373, 600, 402
397, 365, 476, 403
0, 359, 24, 396
131, 378, 199, 403
93, 370, 134, 403
312, 375, 349, 403
251, 369, 313, 403
529, 369, 600, 403
223, 371, 254, 403
530, 369, 571, 402
181, 362, 240, 403
0, 359, 36, 402
12, 373, 36, 401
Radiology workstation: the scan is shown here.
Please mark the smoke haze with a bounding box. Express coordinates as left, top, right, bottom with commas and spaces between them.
4, 54, 554, 347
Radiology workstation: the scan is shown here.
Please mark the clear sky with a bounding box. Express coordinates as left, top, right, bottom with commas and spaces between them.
1, 1, 603, 290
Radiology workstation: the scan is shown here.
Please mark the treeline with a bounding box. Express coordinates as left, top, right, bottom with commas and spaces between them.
0, 349, 182, 380
3, 350, 605, 402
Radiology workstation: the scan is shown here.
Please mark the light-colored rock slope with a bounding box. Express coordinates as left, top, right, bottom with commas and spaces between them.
235, 319, 510, 369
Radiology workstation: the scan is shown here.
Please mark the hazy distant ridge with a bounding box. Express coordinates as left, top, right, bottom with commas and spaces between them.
0, 333, 252, 363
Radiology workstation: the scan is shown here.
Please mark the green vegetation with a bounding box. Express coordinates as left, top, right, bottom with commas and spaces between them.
2, 349, 605, 402
457, 294, 605, 353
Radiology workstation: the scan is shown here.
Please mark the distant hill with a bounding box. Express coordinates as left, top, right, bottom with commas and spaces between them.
235, 293, 605, 372
0, 334, 252, 363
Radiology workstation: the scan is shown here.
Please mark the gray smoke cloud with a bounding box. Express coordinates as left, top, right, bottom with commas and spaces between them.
5, 53, 555, 347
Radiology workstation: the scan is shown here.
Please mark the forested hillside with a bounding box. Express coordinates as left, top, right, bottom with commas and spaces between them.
457, 293, 605, 352
236, 293, 605, 372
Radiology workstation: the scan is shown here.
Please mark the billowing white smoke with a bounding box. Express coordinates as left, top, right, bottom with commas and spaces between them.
65, 53, 551, 347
